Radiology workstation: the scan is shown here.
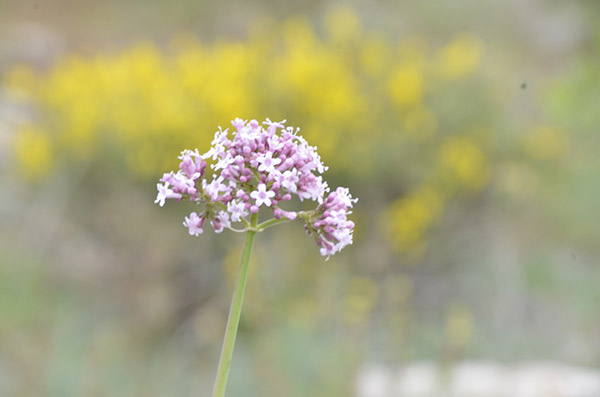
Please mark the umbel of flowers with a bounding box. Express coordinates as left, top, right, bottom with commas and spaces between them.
155, 118, 356, 397
155, 118, 356, 258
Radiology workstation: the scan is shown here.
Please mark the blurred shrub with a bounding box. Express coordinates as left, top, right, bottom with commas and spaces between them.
3, 7, 506, 256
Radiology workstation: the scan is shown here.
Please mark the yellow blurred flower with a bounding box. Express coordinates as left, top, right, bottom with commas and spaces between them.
436, 34, 483, 79
522, 125, 569, 160
388, 63, 423, 107
324, 6, 363, 44
2, 63, 38, 100
359, 35, 392, 77
439, 136, 489, 192
384, 186, 444, 254
13, 124, 53, 180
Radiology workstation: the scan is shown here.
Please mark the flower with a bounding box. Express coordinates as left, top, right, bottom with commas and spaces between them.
183, 212, 204, 236
154, 182, 182, 207
211, 211, 230, 233
250, 183, 275, 207
178, 149, 206, 179
227, 199, 249, 222
257, 152, 281, 173
304, 187, 357, 259
280, 169, 299, 193
155, 118, 356, 257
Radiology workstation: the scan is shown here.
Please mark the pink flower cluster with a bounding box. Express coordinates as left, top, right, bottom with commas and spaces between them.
155, 118, 356, 257
304, 187, 357, 257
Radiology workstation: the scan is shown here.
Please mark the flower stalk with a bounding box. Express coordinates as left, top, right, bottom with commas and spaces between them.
212, 213, 258, 397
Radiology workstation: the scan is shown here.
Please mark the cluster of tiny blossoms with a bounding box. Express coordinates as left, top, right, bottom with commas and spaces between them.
155, 118, 356, 258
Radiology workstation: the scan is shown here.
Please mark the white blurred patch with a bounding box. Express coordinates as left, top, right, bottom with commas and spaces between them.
356, 361, 600, 397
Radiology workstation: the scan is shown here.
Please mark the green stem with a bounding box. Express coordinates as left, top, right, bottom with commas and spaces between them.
256, 217, 290, 231
256, 211, 312, 231
212, 213, 258, 397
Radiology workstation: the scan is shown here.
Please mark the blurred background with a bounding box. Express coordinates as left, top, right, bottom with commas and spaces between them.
1, 0, 599, 395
